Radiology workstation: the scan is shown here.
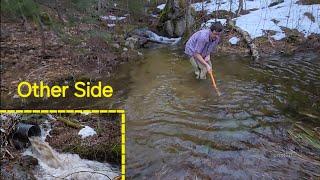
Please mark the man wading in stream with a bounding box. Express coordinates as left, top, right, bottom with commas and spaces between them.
185, 22, 223, 95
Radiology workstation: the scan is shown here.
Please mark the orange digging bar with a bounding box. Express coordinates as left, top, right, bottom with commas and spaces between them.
208, 71, 221, 96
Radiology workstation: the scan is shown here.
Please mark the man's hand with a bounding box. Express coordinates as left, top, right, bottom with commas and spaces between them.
206, 64, 212, 72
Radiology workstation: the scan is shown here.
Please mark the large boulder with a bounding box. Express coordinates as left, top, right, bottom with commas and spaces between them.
157, 0, 195, 37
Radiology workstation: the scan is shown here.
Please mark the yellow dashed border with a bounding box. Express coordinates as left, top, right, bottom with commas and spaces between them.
0, 109, 126, 180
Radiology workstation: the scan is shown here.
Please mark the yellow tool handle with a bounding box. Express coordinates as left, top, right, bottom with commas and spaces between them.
208, 71, 221, 96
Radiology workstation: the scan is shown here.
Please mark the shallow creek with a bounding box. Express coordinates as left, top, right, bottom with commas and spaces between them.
4, 48, 320, 179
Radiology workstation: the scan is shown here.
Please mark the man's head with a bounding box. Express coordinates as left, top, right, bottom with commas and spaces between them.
210, 22, 223, 40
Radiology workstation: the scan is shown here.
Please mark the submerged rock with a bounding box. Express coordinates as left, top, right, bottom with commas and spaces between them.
125, 37, 139, 49
111, 43, 120, 49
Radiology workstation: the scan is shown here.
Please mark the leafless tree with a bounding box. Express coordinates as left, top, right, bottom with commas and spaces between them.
236, 0, 243, 17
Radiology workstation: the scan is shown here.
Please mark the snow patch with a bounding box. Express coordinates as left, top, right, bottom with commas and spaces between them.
107, 24, 116, 28
157, 4, 166, 10
146, 30, 181, 45
192, 0, 273, 14
235, 0, 320, 39
199, 0, 319, 40
202, 19, 227, 28
100, 15, 126, 21
229, 37, 240, 45
78, 126, 97, 138
151, 14, 159, 18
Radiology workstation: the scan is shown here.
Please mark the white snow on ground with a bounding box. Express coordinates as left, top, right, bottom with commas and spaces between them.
151, 14, 159, 18
229, 36, 240, 44
157, 4, 166, 10
146, 30, 182, 45
157, 0, 320, 40
78, 126, 97, 138
100, 15, 126, 21
235, 0, 320, 39
202, 19, 227, 28
192, 0, 273, 13
107, 23, 116, 27
157, 0, 273, 13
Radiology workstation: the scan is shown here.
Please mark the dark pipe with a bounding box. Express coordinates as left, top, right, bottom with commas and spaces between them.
15, 123, 41, 137
12, 123, 41, 149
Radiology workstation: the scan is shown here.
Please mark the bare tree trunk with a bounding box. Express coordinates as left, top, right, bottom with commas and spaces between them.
98, 0, 102, 13
228, 20, 260, 61
236, 0, 243, 17
216, 0, 222, 20
36, 15, 47, 57
18, 2, 31, 33
201, 0, 204, 12
55, 0, 65, 23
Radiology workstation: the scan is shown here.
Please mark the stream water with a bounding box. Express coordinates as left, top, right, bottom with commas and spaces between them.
24, 137, 119, 180
3, 48, 320, 178
115, 48, 320, 179
23, 127, 119, 179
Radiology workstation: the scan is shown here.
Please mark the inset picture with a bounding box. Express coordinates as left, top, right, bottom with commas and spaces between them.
1, 112, 122, 180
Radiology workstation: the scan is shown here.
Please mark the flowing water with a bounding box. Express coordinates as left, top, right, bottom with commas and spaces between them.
24, 137, 119, 180
114, 48, 320, 179
4, 48, 320, 179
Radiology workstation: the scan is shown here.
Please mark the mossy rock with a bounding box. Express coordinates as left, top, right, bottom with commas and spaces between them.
158, 0, 195, 37
40, 12, 52, 25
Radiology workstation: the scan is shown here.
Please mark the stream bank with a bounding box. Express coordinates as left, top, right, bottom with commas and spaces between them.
1, 0, 320, 179
0, 113, 121, 179
1, 0, 320, 103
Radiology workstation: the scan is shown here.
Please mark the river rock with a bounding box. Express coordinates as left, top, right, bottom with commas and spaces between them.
165, 21, 174, 37
157, 0, 195, 37
175, 18, 186, 37
125, 31, 149, 49
125, 37, 139, 49
20, 155, 39, 168
111, 43, 120, 49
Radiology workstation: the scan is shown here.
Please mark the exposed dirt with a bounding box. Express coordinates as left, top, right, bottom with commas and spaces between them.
47, 114, 121, 165
215, 25, 320, 59
297, 0, 320, 5
0, 17, 143, 100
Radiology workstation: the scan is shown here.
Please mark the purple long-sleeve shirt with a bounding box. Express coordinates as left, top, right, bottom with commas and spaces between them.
185, 29, 220, 58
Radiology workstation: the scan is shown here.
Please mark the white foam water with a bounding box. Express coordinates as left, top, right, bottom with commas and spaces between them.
23, 137, 119, 180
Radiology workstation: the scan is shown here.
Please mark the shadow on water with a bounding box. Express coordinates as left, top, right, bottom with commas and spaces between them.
2, 48, 320, 178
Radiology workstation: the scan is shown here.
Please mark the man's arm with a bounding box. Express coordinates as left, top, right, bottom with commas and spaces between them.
194, 53, 212, 72
205, 55, 210, 62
